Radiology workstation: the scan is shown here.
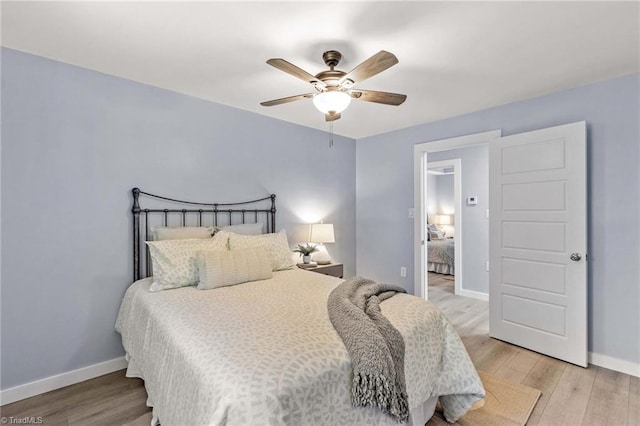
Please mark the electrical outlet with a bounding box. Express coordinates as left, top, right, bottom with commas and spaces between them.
485, 261, 490, 272
400, 267, 407, 277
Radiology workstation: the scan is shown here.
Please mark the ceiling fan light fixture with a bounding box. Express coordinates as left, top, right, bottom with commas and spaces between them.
312, 91, 352, 115
262, 50, 405, 122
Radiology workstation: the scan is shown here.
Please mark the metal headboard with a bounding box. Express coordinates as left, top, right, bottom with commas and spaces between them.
132, 187, 276, 281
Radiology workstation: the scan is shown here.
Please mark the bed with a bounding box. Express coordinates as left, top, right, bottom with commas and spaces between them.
427, 237, 455, 275
116, 188, 483, 426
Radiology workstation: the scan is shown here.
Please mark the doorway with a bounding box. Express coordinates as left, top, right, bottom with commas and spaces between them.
414, 123, 587, 367
426, 159, 461, 296
413, 130, 501, 300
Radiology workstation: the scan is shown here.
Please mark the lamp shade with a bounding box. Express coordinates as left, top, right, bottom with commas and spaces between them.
312, 91, 351, 114
434, 215, 451, 226
310, 223, 335, 243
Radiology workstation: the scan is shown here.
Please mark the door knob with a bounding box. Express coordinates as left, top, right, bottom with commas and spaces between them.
570, 253, 582, 262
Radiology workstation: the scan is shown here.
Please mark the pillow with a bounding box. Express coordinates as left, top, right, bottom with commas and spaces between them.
228, 230, 295, 271
196, 247, 273, 290
429, 230, 445, 240
427, 224, 438, 241
146, 232, 229, 292
151, 226, 214, 241
215, 222, 263, 235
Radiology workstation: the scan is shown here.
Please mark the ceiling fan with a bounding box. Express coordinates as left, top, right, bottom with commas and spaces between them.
260, 50, 407, 122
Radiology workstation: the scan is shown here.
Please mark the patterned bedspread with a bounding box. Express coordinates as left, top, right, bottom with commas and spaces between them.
428, 239, 455, 267
115, 269, 483, 425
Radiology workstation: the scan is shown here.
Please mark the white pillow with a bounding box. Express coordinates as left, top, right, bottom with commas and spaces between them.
146, 232, 229, 292
196, 247, 273, 290
429, 230, 445, 240
151, 226, 214, 241
216, 222, 264, 235
228, 230, 295, 271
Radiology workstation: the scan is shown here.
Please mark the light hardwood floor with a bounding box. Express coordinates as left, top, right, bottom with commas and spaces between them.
428, 272, 639, 426
1, 274, 638, 425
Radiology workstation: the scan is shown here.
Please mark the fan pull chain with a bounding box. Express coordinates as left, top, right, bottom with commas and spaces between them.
329, 123, 334, 148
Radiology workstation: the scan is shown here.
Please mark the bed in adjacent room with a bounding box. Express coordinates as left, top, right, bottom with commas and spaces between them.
115, 188, 483, 426
427, 226, 455, 275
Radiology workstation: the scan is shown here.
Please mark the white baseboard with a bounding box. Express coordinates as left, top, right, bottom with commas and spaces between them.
459, 288, 489, 301
0, 356, 127, 405
589, 352, 640, 377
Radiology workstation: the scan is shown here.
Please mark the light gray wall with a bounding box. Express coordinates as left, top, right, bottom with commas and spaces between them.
0, 48, 356, 389
425, 173, 438, 218
435, 174, 453, 218
356, 73, 640, 365
429, 145, 489, 294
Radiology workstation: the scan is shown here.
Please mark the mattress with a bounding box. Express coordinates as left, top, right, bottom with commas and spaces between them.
115, 269, 483, 425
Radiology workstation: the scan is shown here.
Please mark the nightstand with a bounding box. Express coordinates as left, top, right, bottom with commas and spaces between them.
300, 263, 344, 278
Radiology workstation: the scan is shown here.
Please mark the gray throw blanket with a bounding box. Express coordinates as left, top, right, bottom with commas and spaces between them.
327, 277, 409, 422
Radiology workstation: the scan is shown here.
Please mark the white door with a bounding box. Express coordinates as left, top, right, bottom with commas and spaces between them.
489, 121, 587, 367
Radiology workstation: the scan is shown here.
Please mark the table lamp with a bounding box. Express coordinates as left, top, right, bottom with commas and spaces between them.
310, 222, 335, 265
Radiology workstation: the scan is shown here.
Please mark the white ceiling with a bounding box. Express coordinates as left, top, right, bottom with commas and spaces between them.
2, 1, 639, 139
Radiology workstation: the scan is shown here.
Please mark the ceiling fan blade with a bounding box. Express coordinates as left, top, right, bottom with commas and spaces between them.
325, 112, 341, 122
339, 51, 398, 87
260, 93, 314, 107
266, 58, 326, 89
350, 90, 407, 106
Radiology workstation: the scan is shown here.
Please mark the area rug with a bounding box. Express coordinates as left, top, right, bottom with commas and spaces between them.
426, 371, 541, 426
123, 412, 153, 426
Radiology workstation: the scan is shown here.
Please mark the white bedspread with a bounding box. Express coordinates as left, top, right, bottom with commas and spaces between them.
115, 269, 483, 425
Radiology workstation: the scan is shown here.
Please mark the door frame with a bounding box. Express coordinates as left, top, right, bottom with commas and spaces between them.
413, 130, 502, 299
425, 159, 462, 296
